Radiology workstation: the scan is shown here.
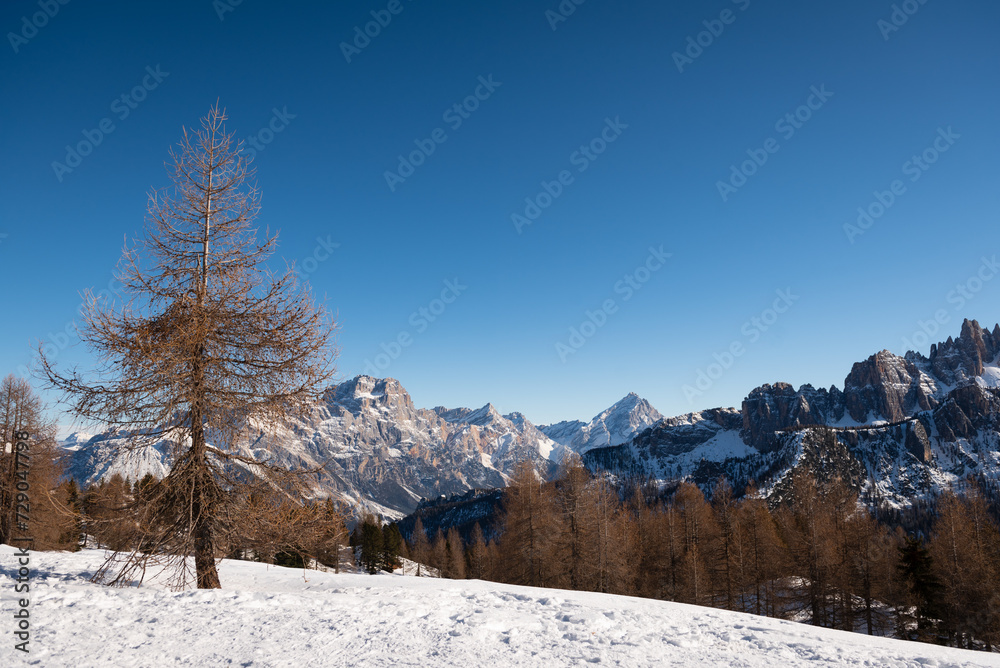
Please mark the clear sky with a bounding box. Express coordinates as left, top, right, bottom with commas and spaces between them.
1, 0, 999, 432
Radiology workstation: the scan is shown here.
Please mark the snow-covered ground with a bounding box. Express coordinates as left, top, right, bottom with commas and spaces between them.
2, 546, 998, 667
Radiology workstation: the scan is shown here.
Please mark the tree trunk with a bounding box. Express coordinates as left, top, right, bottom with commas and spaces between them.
0, 453, 12, 545
190, 342, 220, 589
190, 417, 221, 589
190, 176, 221, 590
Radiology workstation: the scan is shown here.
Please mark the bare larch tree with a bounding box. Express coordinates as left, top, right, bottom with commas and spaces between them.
0, 374, 64, 546
41, 105, 336, 589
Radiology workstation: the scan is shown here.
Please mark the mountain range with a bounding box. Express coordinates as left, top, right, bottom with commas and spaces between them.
65, 318, 1000, 516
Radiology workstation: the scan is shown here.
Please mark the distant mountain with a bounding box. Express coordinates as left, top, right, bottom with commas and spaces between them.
587, 319, 1000, 508
59, 432, 95, 452
539, 393, 663, 455
67, 318, 1000, 517
67, 376, 564, 517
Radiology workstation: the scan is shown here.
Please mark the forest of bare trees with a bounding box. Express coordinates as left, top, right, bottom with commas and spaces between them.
2, 104, 996, 644
406, 458, 1000, 652
4, 367, 999, 652
0, 374, 78, 552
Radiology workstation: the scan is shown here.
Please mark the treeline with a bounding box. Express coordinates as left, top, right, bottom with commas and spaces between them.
0, 374, 78, 551
406, 459, 1000, 652
0, 375, 397, 581
350, 514, 403, 574
5, 368, 1000, 649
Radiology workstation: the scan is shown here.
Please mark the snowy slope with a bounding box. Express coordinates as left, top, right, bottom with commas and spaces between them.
57, 432, 95, 452
1, 545, 996, 667
978, 364, 1000, 388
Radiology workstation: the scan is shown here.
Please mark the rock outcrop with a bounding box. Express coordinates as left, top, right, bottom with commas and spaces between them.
842, 350, 940, 423
927, 319, 1000, 384
741, 383, 845, 451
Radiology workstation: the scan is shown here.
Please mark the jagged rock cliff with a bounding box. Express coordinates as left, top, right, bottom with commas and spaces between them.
589, 319, 1000, 507
67, 377, 657, 517
69, 319, 1000, 514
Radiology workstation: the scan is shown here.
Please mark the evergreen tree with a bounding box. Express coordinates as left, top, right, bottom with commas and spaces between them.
897, 534, 941, 640
381, 523, 403, 572
359, 518, 384, 575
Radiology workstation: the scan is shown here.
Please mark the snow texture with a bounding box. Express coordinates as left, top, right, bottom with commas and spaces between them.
2, 545, 998, 667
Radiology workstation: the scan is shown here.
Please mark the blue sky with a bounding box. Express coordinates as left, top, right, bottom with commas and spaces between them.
1, 0, 999, 431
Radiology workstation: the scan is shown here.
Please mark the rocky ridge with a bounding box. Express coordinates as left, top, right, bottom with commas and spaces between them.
68, 319, 1000, 514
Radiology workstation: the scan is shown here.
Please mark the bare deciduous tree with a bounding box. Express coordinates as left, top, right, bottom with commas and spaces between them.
0, 374, 75, 549
41, 105, 337, 589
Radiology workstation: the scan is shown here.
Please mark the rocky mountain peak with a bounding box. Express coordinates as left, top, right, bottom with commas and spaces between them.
928, 319, 1000, 385
740, 382, 845, 451
843, 350, 937, 423
435, 403, 505, 427
538, 393, 663, 454
326, 375, 415, 415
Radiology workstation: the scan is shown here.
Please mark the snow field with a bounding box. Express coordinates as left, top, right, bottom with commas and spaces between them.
1, 545, 998, 667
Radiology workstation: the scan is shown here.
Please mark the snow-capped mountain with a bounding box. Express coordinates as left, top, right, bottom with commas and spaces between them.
539, 393, 663, 455
58, 432, 95, 452
67, 318, 1000, 514
67, 376, 563, 517
588, 319, 1000, 508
